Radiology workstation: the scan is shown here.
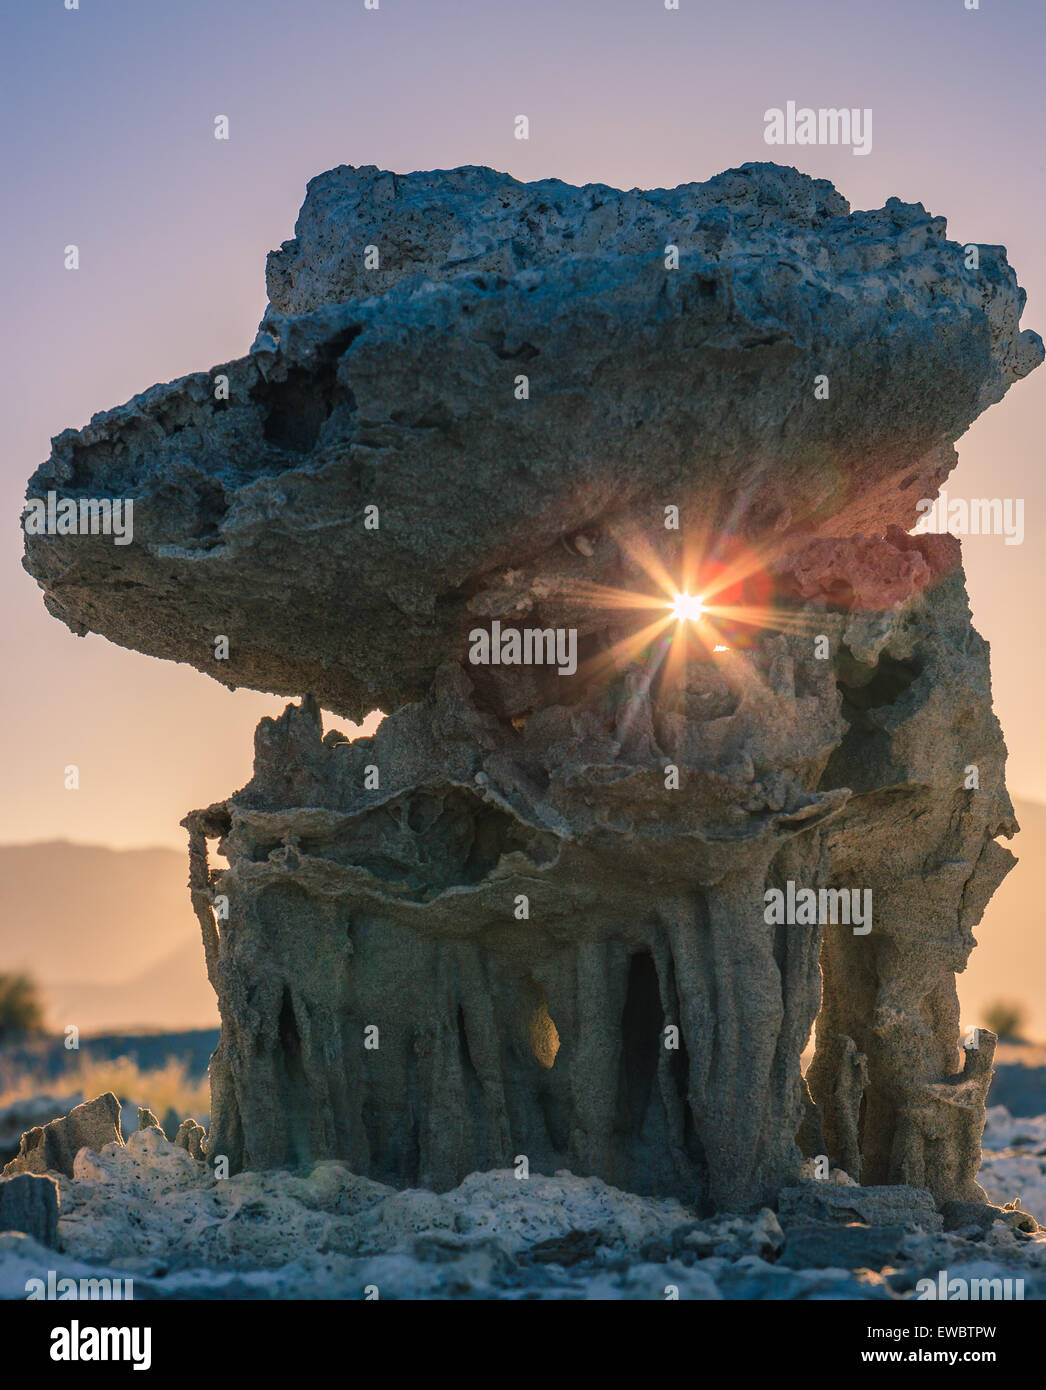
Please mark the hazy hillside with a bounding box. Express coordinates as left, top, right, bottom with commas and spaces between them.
42, 940, 216, 1035
0, 842, 216, 1033
0, 798, 1041, 1038
958, 796, 1046, 1041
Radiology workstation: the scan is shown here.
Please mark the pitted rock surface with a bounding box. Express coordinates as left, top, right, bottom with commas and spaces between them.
2, 1119, 1042, 1300
22, 162, 1042, 719
21, 162, 1042, 1214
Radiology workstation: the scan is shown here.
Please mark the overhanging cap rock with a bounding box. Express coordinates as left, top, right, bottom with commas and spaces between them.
22, 162, 1043, 721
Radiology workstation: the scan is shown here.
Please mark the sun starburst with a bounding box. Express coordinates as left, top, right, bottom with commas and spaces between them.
670, 593, 707, 623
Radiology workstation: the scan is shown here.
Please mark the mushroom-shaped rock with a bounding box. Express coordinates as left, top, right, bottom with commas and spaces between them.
22, 164, 1040, 1210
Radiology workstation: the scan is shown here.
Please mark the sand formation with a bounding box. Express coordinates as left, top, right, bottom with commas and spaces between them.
23, 163, 1043, 1212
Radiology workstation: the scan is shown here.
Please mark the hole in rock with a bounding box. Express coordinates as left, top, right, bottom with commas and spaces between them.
837, 650, 923, 711
472, 326, 541, 361
818, 648, 925, 794
276, 985, 311, 1165
252, 326, 359, 454
259, 370, 334, 452
299, 786, 558, 896
187, 477, 229, 541
618, 951, 662, 1135
528, 992, 560, 1070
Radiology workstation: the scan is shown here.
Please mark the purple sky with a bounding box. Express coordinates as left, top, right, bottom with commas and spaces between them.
2, 0, 1043, 849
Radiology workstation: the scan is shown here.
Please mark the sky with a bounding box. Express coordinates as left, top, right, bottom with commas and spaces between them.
1, 0, 1044, 851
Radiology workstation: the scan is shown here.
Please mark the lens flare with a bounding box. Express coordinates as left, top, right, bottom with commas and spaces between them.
671, 593, 706, 622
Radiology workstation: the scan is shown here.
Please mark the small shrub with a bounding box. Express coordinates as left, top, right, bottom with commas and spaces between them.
0, 1054, 209, 1126
0, 974, 46, 1043
72, 1056, 209, 1123
984, 999, 1027, 1041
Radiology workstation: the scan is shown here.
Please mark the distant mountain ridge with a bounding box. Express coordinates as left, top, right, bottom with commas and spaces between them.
958, 797, 1046, 1042
0, 841, 216, 1032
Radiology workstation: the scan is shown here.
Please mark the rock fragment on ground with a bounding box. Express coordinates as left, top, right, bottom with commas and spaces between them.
1, 1093, 122, 1179
0, 1122, 1040, 1300
778, 1182, 942, 1230
0, 1173, 59, 1248
175, 1118, 207, 1159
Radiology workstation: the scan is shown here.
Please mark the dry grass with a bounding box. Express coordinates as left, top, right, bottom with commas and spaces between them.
0, 1055, 209, 1123
75, 1056, 209, 1121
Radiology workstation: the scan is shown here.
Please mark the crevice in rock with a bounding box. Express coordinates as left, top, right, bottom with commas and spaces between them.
819, 647, 925, 794
276, 987, 311, 1166
618, 951, 662, 1139
457, 1005, 487, 1157
291, 786, 559, 896
251, 326, 360, 453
